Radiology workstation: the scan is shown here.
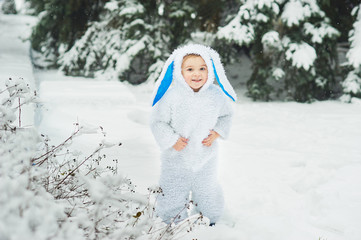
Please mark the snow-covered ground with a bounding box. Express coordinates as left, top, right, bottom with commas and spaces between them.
2, 13, 361, 240
0, 13, 37, 127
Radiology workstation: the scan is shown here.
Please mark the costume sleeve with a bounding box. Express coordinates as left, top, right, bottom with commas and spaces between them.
213, 100, 233, 139
150, 100, 179, 151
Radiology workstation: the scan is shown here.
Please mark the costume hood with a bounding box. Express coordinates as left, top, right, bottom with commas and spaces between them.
152, 44, 237, 106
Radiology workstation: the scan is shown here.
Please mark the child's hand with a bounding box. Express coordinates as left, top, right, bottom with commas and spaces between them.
202, 130, 220, 147
173, 137, 188, 151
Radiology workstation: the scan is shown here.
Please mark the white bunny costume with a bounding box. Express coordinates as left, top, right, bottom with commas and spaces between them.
150, 44, 236, 224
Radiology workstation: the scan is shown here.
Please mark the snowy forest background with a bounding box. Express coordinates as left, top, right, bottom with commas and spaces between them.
3, 0, 361, 102
1, 0, 361, 240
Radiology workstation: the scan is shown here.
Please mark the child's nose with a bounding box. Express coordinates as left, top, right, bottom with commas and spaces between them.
193, 71, 201, 77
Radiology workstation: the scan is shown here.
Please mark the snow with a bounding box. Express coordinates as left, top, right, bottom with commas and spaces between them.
256, 12, 268, 22
281, 0, 309, 27
104, 1, 118, 12
2, 13, 361, 240
281, 0, 323, 27
343, 4, 361, 98
304, 22, 340, 44
158, 3, 164, 16
0, 13, 37, 127
247, 0, 275, 10
347, 5, 361, 69
216, 12, 254, 46
285, 42, 317, 71
272, 68, 284, 80
35, 70, 361, 240
343, 71, 361, 94
262, 30, 281, 49
117, 1, 144, 16
58, 0, 155, 83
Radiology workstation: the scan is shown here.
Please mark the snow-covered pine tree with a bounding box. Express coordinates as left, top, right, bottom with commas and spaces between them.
217, 0, 340, 102
1, 0, 17, 14
59, 0, 149, 81
342, 4, 361, 101
209, 0, 243, 64
25, 0, 46, 15
30, 0, 106, 66
59, 0, 198, 83
318, 0, 360, 43
147, 0, 199, 83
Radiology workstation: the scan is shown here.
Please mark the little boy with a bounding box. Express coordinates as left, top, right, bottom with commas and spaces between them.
150, 44, 236, 225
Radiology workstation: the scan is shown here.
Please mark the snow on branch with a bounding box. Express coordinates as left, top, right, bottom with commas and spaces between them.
285, 42, 316, 71
342, 4, 361, 101
0, 77, 208, 239
347, 5, 361, 70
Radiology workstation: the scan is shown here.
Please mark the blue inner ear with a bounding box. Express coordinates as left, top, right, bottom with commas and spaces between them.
152, 61, 174, 106
212, 60, 235, 102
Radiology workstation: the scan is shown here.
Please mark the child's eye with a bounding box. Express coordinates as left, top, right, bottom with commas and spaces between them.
187, 68, 193, 71
200, 67, 206, 71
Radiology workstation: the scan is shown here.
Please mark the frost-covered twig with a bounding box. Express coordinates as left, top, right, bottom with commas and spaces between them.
0, 83, 20, 95
1, 76, 204, 240
54, 143, 105, 189
18, 98, 21, 127
32, 127, 80, 165
155, 201, 205, 240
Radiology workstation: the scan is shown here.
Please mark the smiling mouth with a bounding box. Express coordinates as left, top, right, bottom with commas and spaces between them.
192, 79, 202, 82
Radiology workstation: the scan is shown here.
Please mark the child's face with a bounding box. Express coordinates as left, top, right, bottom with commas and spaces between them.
181, 55, 208, 92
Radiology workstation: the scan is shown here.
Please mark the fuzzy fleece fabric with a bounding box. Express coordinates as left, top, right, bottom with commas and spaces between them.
150, 44, 235, 224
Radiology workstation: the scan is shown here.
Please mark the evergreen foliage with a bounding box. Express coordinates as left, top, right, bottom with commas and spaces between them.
1, 0, 17, 14
25, 0, 46, 15
217, 0, 340, 102
59, 0, 199, 83
318, 0, 360, 42
28, 0, 361, 101
191, 0, 225, 32
30, 0, 106, 64
342, 4, 361, 101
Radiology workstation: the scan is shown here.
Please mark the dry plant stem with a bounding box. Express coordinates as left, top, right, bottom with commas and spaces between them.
156, 215, 203, 240
151, 191, 162, 219
95, 209, 125, 226
157, 204, 189, 240
0, 84, 18, 95
62, 194, 89, 199
63, 183, 85, 198
85, 167, 97, 176
13, 98, 35, 110
33, 128, 80, 165
18, 98, 21, 127
54, 145, 104, 189
171, 215, 203, 239
0, 123, 15, 132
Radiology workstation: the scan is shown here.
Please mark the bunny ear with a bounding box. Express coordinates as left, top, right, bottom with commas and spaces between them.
152, 60, 174, 106
209, 49, 237, 102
